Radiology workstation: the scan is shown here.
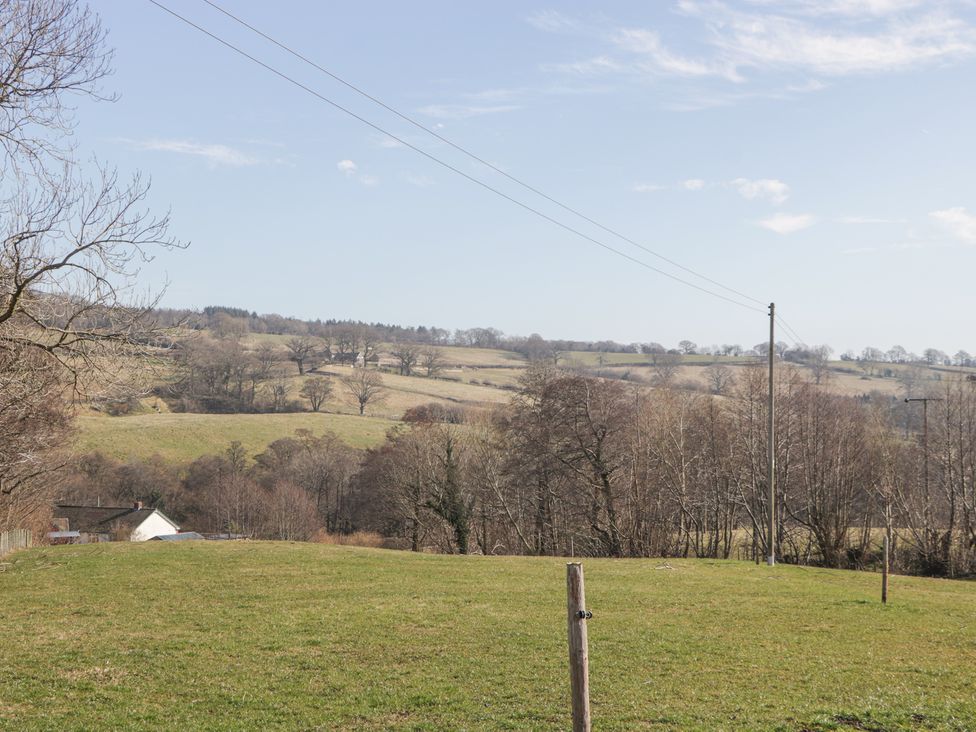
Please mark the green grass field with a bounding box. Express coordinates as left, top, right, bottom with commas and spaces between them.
75, 412, 392, 462
2, 543, 975, 730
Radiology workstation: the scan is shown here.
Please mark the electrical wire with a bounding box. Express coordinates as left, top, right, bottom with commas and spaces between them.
197, 0, 768, 310
145, 0, 766, 314
775, 315, 806, 348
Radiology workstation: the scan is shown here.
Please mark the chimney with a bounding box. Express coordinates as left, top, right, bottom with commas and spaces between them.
133, 501, 143, 510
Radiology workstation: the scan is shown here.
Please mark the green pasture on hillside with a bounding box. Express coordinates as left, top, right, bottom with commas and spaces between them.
75, 412, 392, 462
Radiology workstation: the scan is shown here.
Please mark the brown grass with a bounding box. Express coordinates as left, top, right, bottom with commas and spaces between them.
310, 529, 385, 548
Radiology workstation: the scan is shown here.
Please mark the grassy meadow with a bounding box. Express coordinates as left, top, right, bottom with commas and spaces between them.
75, 412, 391, 462
2, 542, 976, 730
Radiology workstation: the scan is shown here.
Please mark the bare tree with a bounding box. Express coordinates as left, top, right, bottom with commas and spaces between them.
253, 343, 278, 382
391, 342, 420, 376
678, 340, 698, 355
341, 366, 387, 415
0, 0, 113, 174
703, 363, 735, 395
358, 328, 379, 366
649, 352, 682, 387
1, 1, 181, 526
269, 374, 290, 412
421, 346, 444, 377
808, 344, 834, 385
286, 336, 316, 375
300, 376, 332, 412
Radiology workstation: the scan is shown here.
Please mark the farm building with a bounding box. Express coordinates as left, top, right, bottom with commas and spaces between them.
51, 503, 180, 542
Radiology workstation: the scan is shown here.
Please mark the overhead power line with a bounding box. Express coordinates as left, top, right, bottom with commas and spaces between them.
775, 316, 806, 348
145, 0, 766, 314
198, 0, 767, 311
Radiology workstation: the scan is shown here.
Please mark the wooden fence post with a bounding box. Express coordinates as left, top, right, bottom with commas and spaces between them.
566, 562, 591, 732
882, 533, 889, 605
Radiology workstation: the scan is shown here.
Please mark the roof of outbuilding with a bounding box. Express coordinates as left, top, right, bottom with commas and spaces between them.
151, 532, 203, 541
53, 505, 178, 534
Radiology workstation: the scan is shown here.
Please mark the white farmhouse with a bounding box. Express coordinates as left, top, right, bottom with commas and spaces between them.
52, 503, 180, 542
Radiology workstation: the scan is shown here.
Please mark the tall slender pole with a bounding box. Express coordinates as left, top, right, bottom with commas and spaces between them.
882, 533, 889, 604
767, 302, 776, 566
566, 563, 591, 732
922, 398, 930, 522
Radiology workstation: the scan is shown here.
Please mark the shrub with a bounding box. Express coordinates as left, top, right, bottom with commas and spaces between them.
310, 529, 384, 548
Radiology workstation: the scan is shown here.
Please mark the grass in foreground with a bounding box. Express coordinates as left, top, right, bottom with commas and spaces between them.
75, 412, 392, 462
2, 543, 976, 730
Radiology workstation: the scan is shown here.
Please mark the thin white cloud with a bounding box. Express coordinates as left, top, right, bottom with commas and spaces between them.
730, 178, 790, 204
375, 136, 403, 149
539, 3, 976, 100
714, 11, 976, 76
417, 104, 520, 119
128, 138, 258, 166
403, 173, 434, 187
462, 88, 525, 103
614, 28, 743, 81
746, 0, 925, 18
681, 178, 707, 191
930, 207, 976, 242
543, 56, 626, 76
633, 182, 669, 193
838, 215, 907, 224
525, 10, 581, 34
759, 212, 816, 234
337, 160, 378, 186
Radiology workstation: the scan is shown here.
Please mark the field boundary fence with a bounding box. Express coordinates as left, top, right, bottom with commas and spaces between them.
0, 529, 33, 559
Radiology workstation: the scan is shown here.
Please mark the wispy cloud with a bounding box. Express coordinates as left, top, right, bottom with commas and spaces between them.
337, 159, 379, 186
127, 138, 259, 166
635, 176, 790, 203
535, 2, 976, 105
417, 104, 521, 119
374, 135, 403, 149
758, 212, 816, 234
838, 215, 908, 224
730, 178, 790, 204
403, 173, 434, 187
337, 159, 358, 176
704, 8, 976, 76
525, 10, 581, 34
633, 182, 669, 193
930, 206, 976, 242
746, 0, 926, 19
614, 28, 743, 81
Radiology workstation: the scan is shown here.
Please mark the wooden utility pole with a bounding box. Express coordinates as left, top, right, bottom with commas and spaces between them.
767, 302, 776, 566
566, 563, 591, 732
882, 533, 890, 604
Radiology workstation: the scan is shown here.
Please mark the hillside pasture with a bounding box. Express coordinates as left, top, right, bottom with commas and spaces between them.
2, 543, 975, 730
299, 367, 512, 419
75, 412, 391, 462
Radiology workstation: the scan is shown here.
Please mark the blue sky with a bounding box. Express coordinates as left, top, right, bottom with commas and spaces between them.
75, 0, 976, 354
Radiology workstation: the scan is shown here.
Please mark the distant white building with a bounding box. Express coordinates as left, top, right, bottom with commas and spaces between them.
52, 503, 180, 542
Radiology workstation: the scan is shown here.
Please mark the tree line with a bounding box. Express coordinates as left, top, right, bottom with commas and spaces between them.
62, 365, 976, 577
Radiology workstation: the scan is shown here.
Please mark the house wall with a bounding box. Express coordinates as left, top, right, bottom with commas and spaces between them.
130, 512, 180, 542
